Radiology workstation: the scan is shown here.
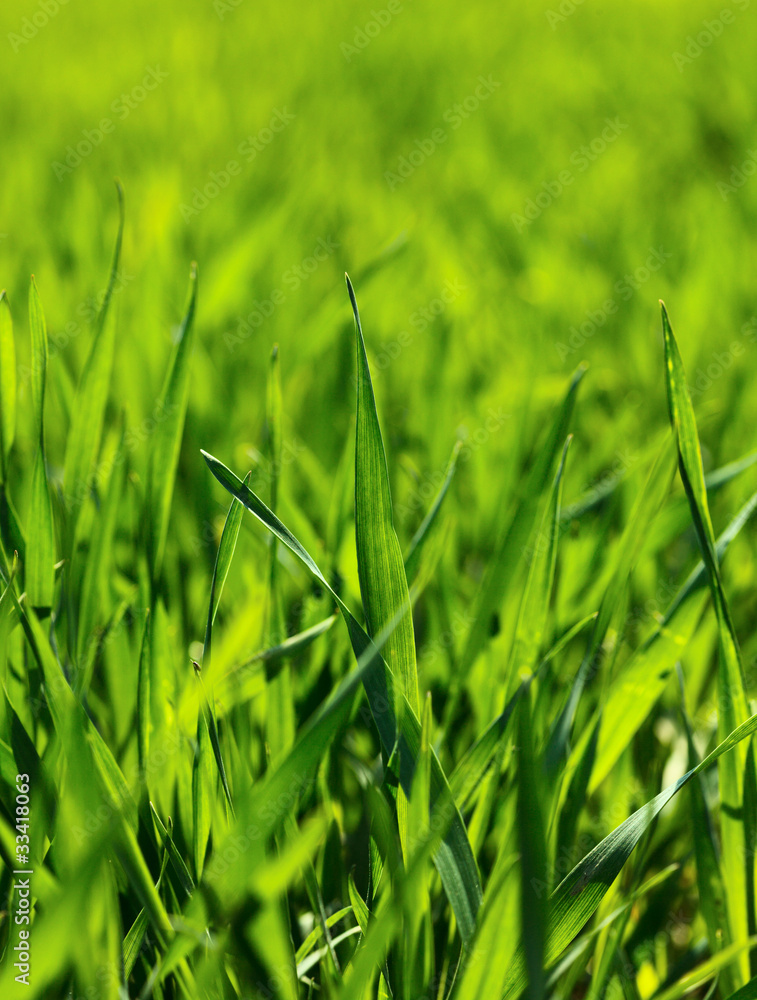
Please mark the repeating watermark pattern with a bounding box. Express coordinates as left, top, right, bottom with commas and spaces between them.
213, 0, 243, 18
512, 118, 628, 232
555, 247, 672, 361
340, 0, 404, 61
384, 76, 501, 190
63, 397, 176, 510
351, 278, 467, 385
52, 67, 169, 180
396, 406, 509, 524
545, 0, 586, 29
717, 147, 757, 200
13, 773, 33, 986
7, 0, 71, 51
688, 315, 757, 402
223, 237, 339, 351
18, 269, 134, 387
672, 1, 751, 72
180, 109, 296, 221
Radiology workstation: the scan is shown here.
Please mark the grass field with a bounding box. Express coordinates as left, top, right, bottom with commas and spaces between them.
2, 1, 757, 997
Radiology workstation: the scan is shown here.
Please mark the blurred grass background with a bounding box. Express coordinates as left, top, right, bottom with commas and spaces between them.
1, 0, 756, 719
3, 0, 757, 995
3, 0, 757, 726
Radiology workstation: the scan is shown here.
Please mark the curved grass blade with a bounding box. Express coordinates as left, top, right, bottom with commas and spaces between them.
202, 448, 483, 943
26, 278, 54, 611
678, 663, 736, 996
506, 436, 570, 700
517, 692, 548, 1000
62, 180, 124, 538
459, 364, 585, 685
404, 439, 461, 584
265, 345, 295, 763
545, 435, 676, 775
498, 708, 757, 1000
0, 290, 15, 481
348, 274, 418, 717
661, 301, 751, 983
585, 484, 757, 793
147, 262, 198, 582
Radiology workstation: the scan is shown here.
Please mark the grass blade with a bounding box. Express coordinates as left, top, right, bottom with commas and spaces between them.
348, 274, 418, 716
0, 290, 15, 481
202, 448, 483, 943
147, 262, 198, 582
62, 180, 124, 538
26, 278, 54, 611
499, 709, 757, 999
661, 301, 751, 983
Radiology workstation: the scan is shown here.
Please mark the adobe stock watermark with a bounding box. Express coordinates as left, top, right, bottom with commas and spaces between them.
384, 76, 501, 190
7, 0, 70, 52
341, 0, 404, 61
672, 0, 750, 72
213, 0, 243, 18
180, 109, 295, 221
554, 246, 672, 361
17, 270, 134, 387
545, 0, 586, 29
397, 406, 509, 527
223, 237, 339, 352
52, 67, 169, 180
350, 278, 467, 386
687, 314, 757, 403
512, 118, 628, 232
717, 147, 757, 200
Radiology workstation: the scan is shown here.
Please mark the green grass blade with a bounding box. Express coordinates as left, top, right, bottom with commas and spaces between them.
585, 484, 757, 793
0, 290, 16, 480
404, 439, 461, 583
460, 364, 586, 680
499, 709, 757, 999
62, 181, 124, 537
265, 344, 295, 763
348, 273, 418, 716
26, 278, 54, 610
147, 262, 198, 582
517, 691, 548, 1000
545, 435, 676, 774
661, 301, 751, 983
506, 435, 570, 698
137, 610, 151, 774
202, 448, 483, 943
192, 678, 214, 880
678, 663, 736, 996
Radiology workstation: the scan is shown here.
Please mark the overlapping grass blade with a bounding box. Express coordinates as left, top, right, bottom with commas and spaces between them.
678, 664, 736, 996
582, 484, 757, 793
517, 691, 548, 1000
62, 180, 124, 540
26, 278, 54, 610
661, 301, 752, 982
404, 439, 461, 583
264, 344, 295, 762
147, 262, 198, 582
545, 434, 676, 774
498, 709, 757, 1000
0, 290, 15, 481
460, 364, 585, 682
348, 273, 418, 716
201, 449, 483, 943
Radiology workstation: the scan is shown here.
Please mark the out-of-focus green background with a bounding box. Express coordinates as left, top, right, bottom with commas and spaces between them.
1, 0, 756, 658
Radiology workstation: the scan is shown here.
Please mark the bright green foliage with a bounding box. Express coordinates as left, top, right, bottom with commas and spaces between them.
3, 4, 757, 995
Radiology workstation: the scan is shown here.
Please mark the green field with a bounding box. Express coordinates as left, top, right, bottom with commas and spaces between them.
2, 0, 757, 997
